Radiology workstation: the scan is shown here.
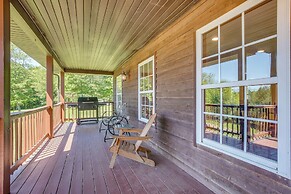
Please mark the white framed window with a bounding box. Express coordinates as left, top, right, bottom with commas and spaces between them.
116, 75, 122, 111
196, 0, 291, 178
138, 56, 155, 122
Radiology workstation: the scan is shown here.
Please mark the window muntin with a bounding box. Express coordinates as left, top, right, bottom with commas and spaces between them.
138, 56, 155, 122
197, 0, 290, 176
116, 75, 122, 111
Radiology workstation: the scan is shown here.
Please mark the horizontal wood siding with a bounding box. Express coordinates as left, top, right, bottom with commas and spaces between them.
114, 0, 291, 193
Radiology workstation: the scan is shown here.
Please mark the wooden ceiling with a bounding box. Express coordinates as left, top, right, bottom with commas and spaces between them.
10, 0, 197, 72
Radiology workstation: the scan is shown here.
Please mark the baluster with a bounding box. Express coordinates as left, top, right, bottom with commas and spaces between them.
15, 118, 19, 163
25, 116, 28, 153
33, 113, 36, 146
19, 117, 23, 157
10, 120, 13, 165
29, 114, 32, 150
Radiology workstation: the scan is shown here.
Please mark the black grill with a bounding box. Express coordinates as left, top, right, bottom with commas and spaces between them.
77, 97, 99, 125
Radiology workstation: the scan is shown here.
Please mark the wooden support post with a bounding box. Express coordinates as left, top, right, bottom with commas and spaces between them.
46, 56, 54, 138
60, 71, 65, 123
0, 0, 10, 192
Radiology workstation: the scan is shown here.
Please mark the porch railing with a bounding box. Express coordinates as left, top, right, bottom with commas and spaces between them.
10, 106, 49, 173
64, 101, 114, 121
10, 103, 64, 173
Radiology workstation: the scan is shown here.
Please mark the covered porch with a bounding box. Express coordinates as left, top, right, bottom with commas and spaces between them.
1, 0, 291, 193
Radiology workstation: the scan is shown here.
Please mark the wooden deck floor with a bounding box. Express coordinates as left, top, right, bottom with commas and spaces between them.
10, 122, 213, 194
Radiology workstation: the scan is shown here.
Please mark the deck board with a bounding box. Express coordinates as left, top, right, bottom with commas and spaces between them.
10, 122, 213, 194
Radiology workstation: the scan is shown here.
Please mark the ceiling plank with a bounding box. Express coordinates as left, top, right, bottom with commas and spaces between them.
10, 0, 64, 70
14, 0, 196, 72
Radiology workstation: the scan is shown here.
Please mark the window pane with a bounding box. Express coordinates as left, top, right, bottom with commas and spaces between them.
116, 77, 122, 93
245, 38, 277, 80
204, 88, 220, 114
148, 76, 153, 90
141, 106, 147, 119
145, 107, 150, 119
146, 93, 153, 106
247, 84, 277, 120
220, 16, 242, 52
221, 49, 242, 83
245, 0, 277, 44
141, 106, 151, 119
140, 65, 144, 78
144, 63, 149, 77
222, 117, 244, 150
144, 77, 149, 91
148, 107, 153, 119
141, 94, 148, 106
222, 87, 244, 116
140, 78, 145, 91
203, 27, 218, 57
247, 120, 277, 161
204, 114, 220, 143
202, 57, 219, 84
148, 61, 153, 76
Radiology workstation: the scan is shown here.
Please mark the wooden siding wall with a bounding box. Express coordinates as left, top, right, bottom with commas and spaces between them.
114, 0, 291, 193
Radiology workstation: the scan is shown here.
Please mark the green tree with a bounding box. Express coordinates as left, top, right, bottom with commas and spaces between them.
248, 86, 272, 105
10, 43, 113, 111
65, 74, 113, 102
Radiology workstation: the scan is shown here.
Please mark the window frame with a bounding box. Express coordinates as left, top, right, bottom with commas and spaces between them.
138, 56, 155, 123
196, 0, 291, 178
116, 75, 122, 111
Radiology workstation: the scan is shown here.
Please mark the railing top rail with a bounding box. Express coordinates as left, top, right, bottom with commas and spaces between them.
65, 101, 113, 103
11, 105, 49, 119
53, 102, 63, 107
205, 103, 277, 108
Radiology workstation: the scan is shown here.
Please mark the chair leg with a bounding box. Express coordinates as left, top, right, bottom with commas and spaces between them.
99, 122, 103, 132
109, 151, 118, 169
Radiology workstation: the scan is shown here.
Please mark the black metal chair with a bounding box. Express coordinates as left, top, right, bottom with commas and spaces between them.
99, 111, 117, 133
100, 113, 130, 142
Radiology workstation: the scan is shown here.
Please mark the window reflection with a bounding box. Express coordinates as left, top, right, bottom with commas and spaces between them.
204, 114, 220, 143
203, 28, 218, 57
245, 38, 277, 80
247, 120, 277, 161
221, 16, 242, 52
148, 61, 153, 75
245, 0, 277, 44
204, 88, 220, 114
141, 106, 152, 119
202, 57, 219, 84
222, 87, 244, 116
247, 84, 277, 120
221, 49, 242, 82
222, 117, 244, 150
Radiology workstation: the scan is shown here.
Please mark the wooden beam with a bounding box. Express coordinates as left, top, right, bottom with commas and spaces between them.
60, 72, 65, 123
46, 56, 54, 138
64, 68, 114, 75
0, 0, 10, 192
10, 0, 64, 69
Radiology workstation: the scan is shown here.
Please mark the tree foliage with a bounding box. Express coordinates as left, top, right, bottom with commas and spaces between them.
10, 44, 113, 111
65, 74, 113, 102
203, 73, 274, 106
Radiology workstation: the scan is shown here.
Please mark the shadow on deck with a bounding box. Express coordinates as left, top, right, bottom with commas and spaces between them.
10, 122, 212, 194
